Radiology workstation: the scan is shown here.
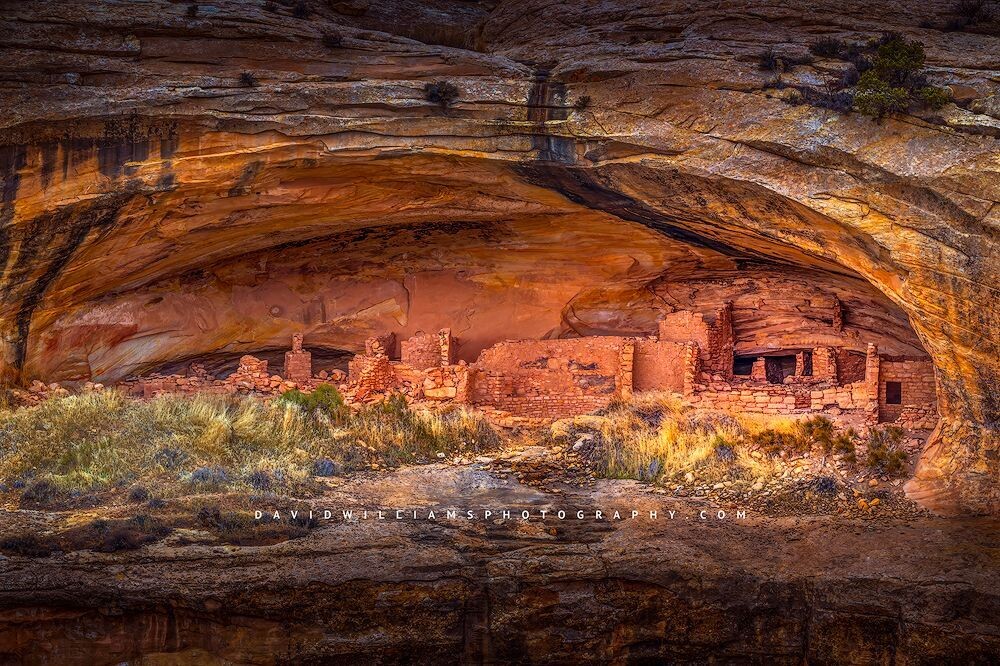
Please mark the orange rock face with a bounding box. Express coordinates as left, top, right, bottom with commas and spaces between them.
0, 0, 997, 513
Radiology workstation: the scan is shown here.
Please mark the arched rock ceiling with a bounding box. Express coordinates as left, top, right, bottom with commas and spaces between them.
0, 0, 997, 513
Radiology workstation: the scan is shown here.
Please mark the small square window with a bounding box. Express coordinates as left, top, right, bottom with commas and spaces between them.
885, 381, 902, 405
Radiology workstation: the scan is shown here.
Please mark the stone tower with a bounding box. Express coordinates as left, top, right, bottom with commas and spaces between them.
284, 333, 312, 383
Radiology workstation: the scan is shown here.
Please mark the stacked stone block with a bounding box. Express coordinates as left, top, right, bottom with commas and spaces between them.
468, 337, 634, 419
284, 333, 312, 382
812, 347, 838, 381
400, 332, 443, 370
878, 355, 937, 424
348, 336, 398, 400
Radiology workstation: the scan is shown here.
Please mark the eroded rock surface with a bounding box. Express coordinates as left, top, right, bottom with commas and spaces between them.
0, 463, 998, 665
0, 0, 997, 513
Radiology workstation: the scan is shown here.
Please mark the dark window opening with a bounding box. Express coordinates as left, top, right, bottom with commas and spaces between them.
733, 355, 755, 376
802, 351, 813, 376
765, 355, 797, 384
885, 381, 902, 405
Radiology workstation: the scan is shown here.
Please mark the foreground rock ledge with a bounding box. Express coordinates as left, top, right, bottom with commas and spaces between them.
0, 468, 998, 664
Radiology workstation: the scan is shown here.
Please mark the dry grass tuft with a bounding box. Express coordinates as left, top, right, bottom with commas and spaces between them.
584, 397, 860, 485
0, 390, 500, 501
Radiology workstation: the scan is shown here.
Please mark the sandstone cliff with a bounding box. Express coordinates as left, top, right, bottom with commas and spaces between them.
0, 0, 998, 513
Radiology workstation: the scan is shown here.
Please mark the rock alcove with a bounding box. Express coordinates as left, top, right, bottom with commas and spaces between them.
0, 0, 997, 514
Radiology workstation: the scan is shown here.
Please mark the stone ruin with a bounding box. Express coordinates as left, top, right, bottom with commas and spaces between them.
284, 333, 312, 383
114, 301, 938, 431
341, 302, 938, 430
119, 335, 344, 399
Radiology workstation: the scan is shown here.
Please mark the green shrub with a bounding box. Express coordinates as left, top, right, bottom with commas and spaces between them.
866, 426, 908, 476
827, 34, 951, 119
745, 427, 809, 456
854, 71, 909, 118
810, 37, 846, 58
833, 430, 858, 463
276, 384, 348, 422
798, 415, 836, 452
310, 383, 346, 414
917, 85, 952, 109
276, 388, 310, 409
873, 36, 926, 85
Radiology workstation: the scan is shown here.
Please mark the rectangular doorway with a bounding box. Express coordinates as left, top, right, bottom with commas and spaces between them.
765, 355, 797, 384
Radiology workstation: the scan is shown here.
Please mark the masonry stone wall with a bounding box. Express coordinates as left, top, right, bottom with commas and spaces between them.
400, 332, 443, 370
439, 328, 456, 366
686, 378, 871, 417
121, 354, 334, 398
633, 338, 687, 393
809, 382, 870, 414
114, 308, 939, 432
878, 356, 937, 427
657, 304, 732, 374
392, 361, 469, 401
468, 337, 633, 419
283, 333, 312, 382
812, 347, 838, 381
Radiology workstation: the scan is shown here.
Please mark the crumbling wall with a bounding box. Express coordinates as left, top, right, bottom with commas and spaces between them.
687, 379, 813, 415
657, 304, 732, 375
421, 365, 470, 401
391, 361, 469, 401
812, 347, 838, 382
348, 340, 397, 400
469, 337, 634, 418
348, 330, 467, 403
400, 332, 443, 370
121, 354, 323, 398
809, 382, 870, 414
439, 328, 456, 366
